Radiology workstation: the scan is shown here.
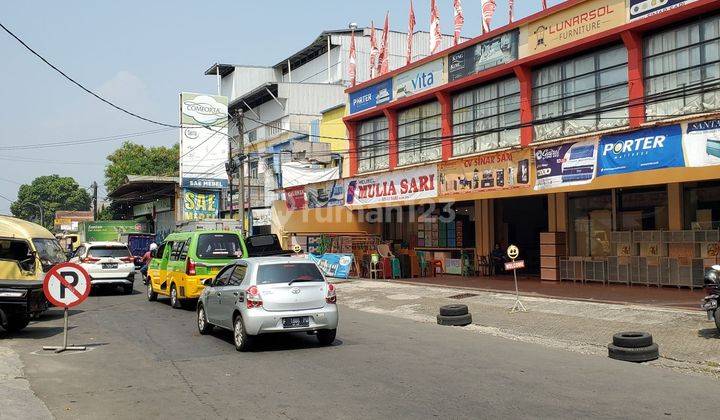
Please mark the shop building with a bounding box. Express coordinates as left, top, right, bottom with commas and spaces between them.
326, 0, 720, 287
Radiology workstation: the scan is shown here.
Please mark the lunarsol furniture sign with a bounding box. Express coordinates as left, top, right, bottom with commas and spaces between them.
344, 165, 438, 207
438, 149, 532, 196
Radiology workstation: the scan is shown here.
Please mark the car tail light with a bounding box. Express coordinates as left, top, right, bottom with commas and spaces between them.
246, 285, 262, 309
326, 283, 337, 304
82, 257, 100, 263
120, 256, 134, 263
186, 258, 196, 276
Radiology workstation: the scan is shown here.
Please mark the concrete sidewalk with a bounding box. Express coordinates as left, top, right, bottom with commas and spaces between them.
0, 343, 52, 420
336, 280, 720, 379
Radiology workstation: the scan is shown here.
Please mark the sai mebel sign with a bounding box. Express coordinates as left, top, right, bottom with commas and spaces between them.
345, 165, 438, 207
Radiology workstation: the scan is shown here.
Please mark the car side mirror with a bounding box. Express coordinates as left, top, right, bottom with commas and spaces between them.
201, 278, 213, 286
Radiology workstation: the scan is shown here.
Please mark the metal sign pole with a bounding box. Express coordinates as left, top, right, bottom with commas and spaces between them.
43, 308, 86, 353
506, 244, 527, 313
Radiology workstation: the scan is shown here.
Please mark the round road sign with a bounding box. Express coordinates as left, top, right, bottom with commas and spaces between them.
507, 245, 520, 260
43, 263, 92, 308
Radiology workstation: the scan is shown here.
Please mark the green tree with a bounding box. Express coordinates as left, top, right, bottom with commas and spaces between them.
104, 142, 179, 193
10, 175, 91, 230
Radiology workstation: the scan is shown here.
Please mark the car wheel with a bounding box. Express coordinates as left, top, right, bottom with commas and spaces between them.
715, 308, 720, 332
146, 282, 157, 301
3, 314, 30, 332
437, 313, 472, 326
123, 284, 134, 295
197, 305, 213, 335
233, 316, 251, 352
170, 285, 181, 309
612, 332, 653, 348
317, 329, 336, 346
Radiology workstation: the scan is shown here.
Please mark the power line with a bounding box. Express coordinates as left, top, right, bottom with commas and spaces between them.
0, 127, 175, 151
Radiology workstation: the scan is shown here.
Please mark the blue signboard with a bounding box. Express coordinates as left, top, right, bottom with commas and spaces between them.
598, 125, 684, 176
308, 253, 353, 279
182, 177, 228, 189
629, 0, 698, 21
349, 79, 393, 114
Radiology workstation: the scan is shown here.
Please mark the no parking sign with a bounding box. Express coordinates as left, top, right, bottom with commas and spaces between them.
42, 263, 91, 353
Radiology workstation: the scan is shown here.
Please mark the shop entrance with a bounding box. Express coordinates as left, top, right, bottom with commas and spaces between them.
494, 196, 548, 274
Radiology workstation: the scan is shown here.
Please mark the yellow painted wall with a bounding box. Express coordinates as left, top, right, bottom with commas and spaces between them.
319, 106, 349, 177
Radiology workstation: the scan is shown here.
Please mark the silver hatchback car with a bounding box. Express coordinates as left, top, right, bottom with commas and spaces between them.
196, 257, 339, 351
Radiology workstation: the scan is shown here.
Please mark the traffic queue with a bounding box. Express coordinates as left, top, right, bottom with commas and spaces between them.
0, 215, 338, 352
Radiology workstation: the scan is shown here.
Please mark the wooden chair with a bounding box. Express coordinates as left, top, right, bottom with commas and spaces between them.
476, 253, 491, 276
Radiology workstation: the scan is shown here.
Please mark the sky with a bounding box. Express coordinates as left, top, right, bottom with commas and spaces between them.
0, 0, 551, 214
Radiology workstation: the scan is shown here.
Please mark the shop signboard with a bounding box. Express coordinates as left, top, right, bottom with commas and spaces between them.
81, 221, 147, 243
308, 253, 353, 279
597, 124, 684, 176
521, 0, 626, 57
345, 165, 438, 207
448, 30, 519, 82
306, 181, 344, 208
285, 186, 307, 211
393, 59, 446, 99
349, 79, 393, 114
250, 208, 272, 227
132, 198, 173, 217
534, 139, 598, 190
281, 161, 339, 189
179, 92, 229, 189
629, 0, 698, 21
438, 149, 532, 196
684, 119, 720, 167
182, 189, 219, 221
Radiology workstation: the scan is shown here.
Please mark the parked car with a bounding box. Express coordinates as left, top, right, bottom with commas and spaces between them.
196, 257, 338, 351
0, 279, 47, 333
146, 230, 247, 309
70, 242, 135, 294
245, 234, 294, 257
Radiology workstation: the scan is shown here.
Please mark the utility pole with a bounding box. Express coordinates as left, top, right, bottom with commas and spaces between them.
91, 181, 98, 220
233, 109, 246, 232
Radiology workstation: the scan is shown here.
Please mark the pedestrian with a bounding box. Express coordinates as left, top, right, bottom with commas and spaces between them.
490, 243, 506, 276
140, 243, 157, 278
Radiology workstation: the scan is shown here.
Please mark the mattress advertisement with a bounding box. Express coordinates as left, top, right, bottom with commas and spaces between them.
685, 119, 720, 167
345, 165, 438, 207
534, 139, 598, 190
597, 125, 684, 176
438, 149, 532, 196
349, 79, 393, 114
308, 253, 353, 279
629, 0, 698, 21
448, 30, 518, 82
306, 181, 344, 208
393, 59, 445, 99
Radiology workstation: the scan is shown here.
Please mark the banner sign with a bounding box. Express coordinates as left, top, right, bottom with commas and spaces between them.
534, 139, 598, 190
598, 125, 684, 176
345, 165, 438, 207
306, 181, 344, 208
522, 0, 626, 56
180, 92, 229, 190
308, 253, 353, 279
393, 59, 445, 99
449, 30, 519, 82
285, 186, 307, 211
629, 0, 698, 21
133, 198, 173, 217
349, 79, 393, 114
281, 161, 339, 189
438, 150, 532, 196
685, 119, 720, 167
250, 208, 272, 227
182, 189, 219, 221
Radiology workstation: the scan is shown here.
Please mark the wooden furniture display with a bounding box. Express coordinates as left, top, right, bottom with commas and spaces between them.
540, 232, 566, 282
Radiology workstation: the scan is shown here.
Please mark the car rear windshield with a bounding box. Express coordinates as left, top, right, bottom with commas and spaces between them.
88, 246, 131, 258
196, 234, 243, 259
256, 263, 324, 285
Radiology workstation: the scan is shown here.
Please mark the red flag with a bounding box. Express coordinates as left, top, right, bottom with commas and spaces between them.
379, 12, 390, 75
509, 0, 515, 23
481, 0, 496, 34
429, 0, 441, 54
453, 0, 464, 45
348, 31, 357, 86
406, 0, 416, 65
369, 21, 378, 78
542, 0, 548, 10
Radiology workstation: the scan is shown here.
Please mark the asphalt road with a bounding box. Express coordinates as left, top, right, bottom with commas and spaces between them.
2, 279, 718, 419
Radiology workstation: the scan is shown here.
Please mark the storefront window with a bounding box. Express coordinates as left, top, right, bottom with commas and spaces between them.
358, 116, 389, 173
533, 45, 629, 141
452, 78, 520, 156
616, 186, 668, 231
684, 181, 720, 229
568, 191, 612, 257
645, 15, 720, 120
397, 101, 442, 166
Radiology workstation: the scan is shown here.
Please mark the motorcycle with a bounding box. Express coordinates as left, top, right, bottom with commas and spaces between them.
701, 265, 720, 331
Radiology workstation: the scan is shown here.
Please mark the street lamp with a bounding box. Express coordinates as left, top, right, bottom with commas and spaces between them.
22, 202, 44, 227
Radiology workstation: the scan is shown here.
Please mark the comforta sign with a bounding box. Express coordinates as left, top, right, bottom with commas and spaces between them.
393, 59, 445, 99
629, 0, 698, 21
597, 125, 684, 176
345, 165, 438, 207
349, 79, 393, 114
180, 92, 229, 189
534, 139, 598, 190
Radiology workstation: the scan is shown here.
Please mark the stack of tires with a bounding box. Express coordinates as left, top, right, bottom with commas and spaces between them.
437, 304, 472, 326
608, 332, 659, 362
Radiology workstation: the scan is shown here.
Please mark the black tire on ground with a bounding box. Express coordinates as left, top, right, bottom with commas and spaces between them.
439, 304, 469, 317
608, 343, 659, 363
146, 283, 157, 301
197, 304, 213, 335
715, 308, 720, 332
437, 313, 472, 326
317, 329, 337, 345
123, 284, 134, 295
3, 314, 30, 332
233, 315, 251, 352
612, 332, 653, 348
170, 285, 181, 309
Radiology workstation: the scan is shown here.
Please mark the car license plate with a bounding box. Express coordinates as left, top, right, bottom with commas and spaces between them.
282, 316, 309, 328
102, 263, 118, 269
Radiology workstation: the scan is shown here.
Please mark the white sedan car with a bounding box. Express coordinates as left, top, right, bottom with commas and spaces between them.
70, 242, 136, 294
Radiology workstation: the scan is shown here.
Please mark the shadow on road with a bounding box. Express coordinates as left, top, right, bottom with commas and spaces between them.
40, 309, 84, 320
90, 287, 141, 297
697, 328, 720, 339
210, 328, 342, 352
0, 325, 75, 340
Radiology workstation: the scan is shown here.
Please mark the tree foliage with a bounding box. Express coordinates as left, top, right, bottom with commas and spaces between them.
10, 175, 91, 230
104, 142, 179, 193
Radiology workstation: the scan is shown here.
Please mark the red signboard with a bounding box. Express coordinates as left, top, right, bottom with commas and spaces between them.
285, 186, 307, 211
504, 260, 525, 271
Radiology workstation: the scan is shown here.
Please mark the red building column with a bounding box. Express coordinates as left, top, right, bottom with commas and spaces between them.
621, 30, 646, 128
435, 92, 453, 161
383, 109, 399, 169
345, 120, 358, 176
513, 65, 534, 147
